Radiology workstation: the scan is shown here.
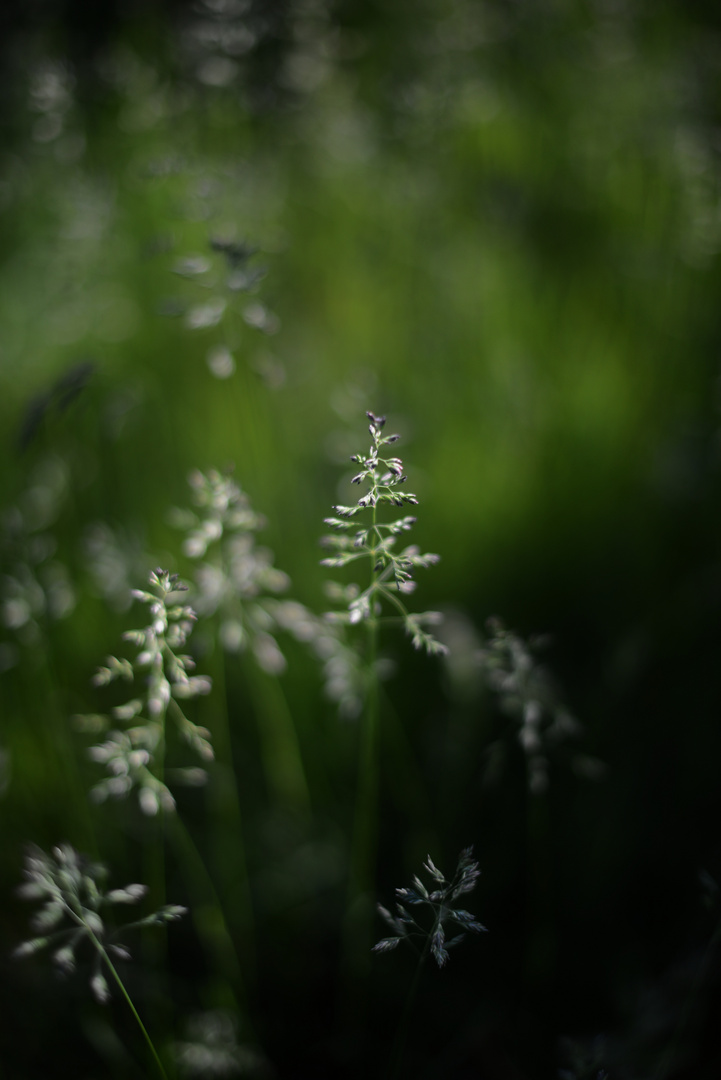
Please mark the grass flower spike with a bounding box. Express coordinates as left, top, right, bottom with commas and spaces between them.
174, 466, 367, 715
15, 843, 186, 1001
322, 412, 448, 656
83, 569, 213, 815
171, 468, 291, 673
15, 843, 184, 1078
373, 847, 487, 967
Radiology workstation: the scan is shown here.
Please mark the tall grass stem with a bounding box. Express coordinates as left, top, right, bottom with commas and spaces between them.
92, 932, 170, 1080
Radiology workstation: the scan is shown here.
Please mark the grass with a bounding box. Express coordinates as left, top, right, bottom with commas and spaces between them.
2, 4, 721, 1076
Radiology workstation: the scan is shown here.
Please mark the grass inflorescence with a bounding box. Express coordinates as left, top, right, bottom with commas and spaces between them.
322, 411, 447, 657
15, 843, 185, 1079
373, 847, 487, 967
80, 569, 213, 816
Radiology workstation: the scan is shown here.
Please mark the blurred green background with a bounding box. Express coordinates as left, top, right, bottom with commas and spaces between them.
2, 1, 721, 1077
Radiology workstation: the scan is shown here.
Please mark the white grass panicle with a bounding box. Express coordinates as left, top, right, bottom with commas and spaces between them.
79, 569, 213, 815
173, 466, 366, 715
14, 843, 186, 1002
321, 411, 448, 657
171, 468, 291, 674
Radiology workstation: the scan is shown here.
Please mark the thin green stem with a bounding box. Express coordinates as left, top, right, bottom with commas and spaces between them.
166, 812, 251, 1012
201, 649, 257, 983
356, 499, 381, 892
63, 897, 168, 1080
94, 935, 169, 1080
377, 586, 409, 621
142, 707, 168, 1035
354, 603, 379, 900
36, 636, 98, 855
341, 502, 381, 998
244, 657, 311, 814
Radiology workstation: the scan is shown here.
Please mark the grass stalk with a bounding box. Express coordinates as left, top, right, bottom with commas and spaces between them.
36, 638, 97, 854
340, 503, 382, 1007
523, 784, 554, 996
378, 683, 438, 851
166, 810, 250, 1010
91, 932, 169, 1080
243, 656, 311, 814
322, 410, 446, 1022
199, 650, 257, 979
386, 945, 428, 1080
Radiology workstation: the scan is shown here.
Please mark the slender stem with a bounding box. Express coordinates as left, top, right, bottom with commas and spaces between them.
341, 503, 381, 999
142, 704, 167, 1034
377, 683, 438, 850
35, 636, 98, 855
244, 657, 311, 814
201, 648, 257, 985
377, 586, 410, 620
95, 936, 169, 1080
166, 811, 250, 1012
355, 602, 379, 896
66, 899, 169, 1080
523, 783, 554, 995
386, 945, 429, 1080
166, 664, 255, 1003
355, 500, 381, 892
145, 697, 167, 921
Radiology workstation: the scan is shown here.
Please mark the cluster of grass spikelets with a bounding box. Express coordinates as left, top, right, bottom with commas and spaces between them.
79, 569, 213, 816
374, 847, 487, 967
321, 411, 448, 656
